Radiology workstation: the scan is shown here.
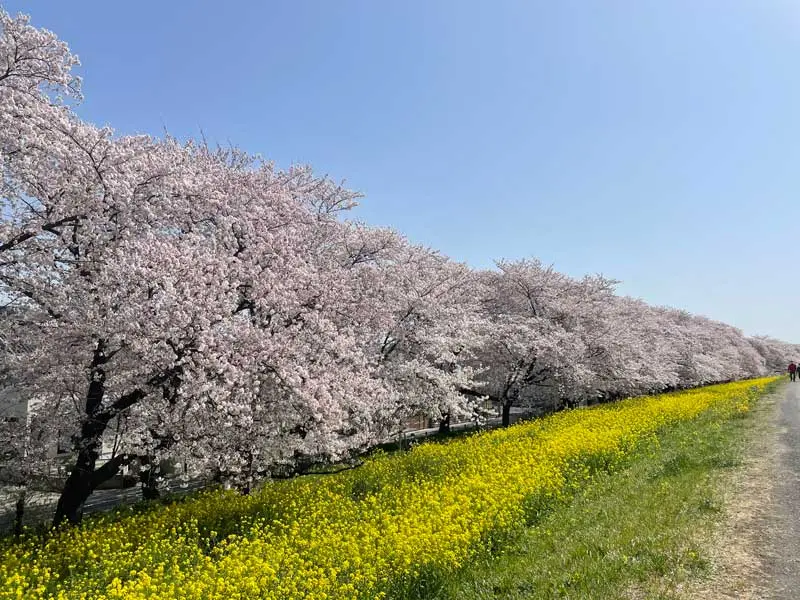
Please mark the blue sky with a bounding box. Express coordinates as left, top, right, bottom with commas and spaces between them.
5, 1, 800, 340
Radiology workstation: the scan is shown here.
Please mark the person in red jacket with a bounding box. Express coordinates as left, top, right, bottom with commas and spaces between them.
789, 362, 797, 382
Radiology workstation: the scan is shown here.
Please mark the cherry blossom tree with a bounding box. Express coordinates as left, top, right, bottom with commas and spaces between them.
465, 259, 792, 424
747, 335, 800, 373
373, 245, 484, 433
465, 260, 616, 425
0, 9, 395, 522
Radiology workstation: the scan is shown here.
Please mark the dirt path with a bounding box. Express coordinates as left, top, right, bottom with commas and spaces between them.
687, 382, 800, 599
769, 382, 800, 596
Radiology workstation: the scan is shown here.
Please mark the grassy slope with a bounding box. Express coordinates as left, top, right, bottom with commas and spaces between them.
412, 383, 780, 600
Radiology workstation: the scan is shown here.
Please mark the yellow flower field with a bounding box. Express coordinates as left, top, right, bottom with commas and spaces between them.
0, 378, 778, 599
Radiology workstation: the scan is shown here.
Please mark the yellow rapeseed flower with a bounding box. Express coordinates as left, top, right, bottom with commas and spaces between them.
0, 378, 776, 600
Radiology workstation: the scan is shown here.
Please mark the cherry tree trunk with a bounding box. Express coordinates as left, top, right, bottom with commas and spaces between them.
502, 401, 513, 427
140, 459, 160, 501
53, 438, 129, 525
53, 446, 97, 525
53, 357, 116, 525
438, 413, 451, 435
13, 493, 25, 537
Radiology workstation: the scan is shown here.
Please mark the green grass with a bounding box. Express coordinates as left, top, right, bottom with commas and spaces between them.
398, 385, 778, 600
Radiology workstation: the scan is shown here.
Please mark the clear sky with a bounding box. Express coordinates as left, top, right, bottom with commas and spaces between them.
4, 1, 800, 340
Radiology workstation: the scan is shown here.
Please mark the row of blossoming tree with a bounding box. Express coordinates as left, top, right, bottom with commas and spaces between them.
0, 9, 795, 526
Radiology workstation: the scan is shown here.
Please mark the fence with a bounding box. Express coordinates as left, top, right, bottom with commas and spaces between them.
0, 406, 539, 535
0, 478, 207, 535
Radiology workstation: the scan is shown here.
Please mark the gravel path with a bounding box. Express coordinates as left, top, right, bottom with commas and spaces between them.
686, 382, 800, 599
767, 381, 800, 597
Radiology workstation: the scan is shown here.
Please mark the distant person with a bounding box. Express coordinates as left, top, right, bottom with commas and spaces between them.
790, 362, 797, 382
